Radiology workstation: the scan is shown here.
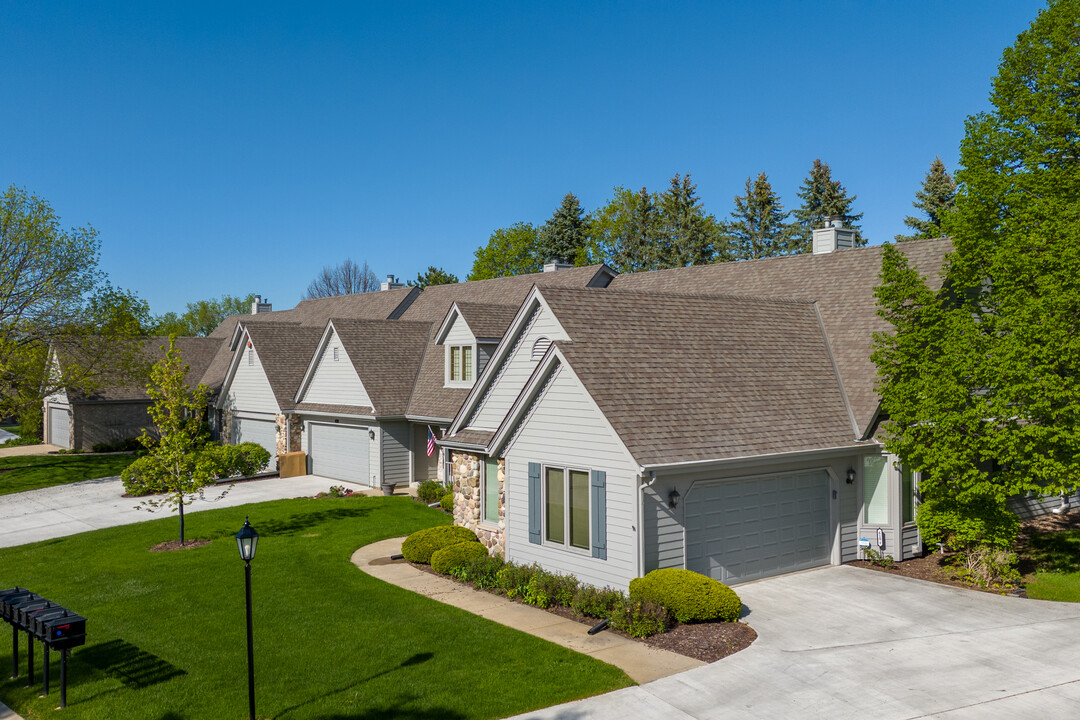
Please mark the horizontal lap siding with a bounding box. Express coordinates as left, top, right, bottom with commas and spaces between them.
227, 345, 279, 415
303, 330, 372, 407
901, 524, 921, 560
839, 466, 859, 563
444, 315, 474, 346
505, 366, 638, 592
381, 422, 411, 486
412, 423, 439, 482
643, 484, 683, 572
470, 307, 566, 431
1008, 490, 1080, 520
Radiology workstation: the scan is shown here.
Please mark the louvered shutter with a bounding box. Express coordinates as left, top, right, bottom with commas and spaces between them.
528, 462, 542, 544
590, 470, 607, 559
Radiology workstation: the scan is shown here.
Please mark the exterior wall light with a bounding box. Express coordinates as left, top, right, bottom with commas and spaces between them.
369, 429, 376, 440
846, 467, 856, 484
668, 488, 680, 509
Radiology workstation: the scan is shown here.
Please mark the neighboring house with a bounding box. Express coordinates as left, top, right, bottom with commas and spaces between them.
44, 336, 220, 450
441, 231, 954, 590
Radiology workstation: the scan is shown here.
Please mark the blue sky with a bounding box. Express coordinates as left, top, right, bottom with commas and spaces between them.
2, 1, 1046, 315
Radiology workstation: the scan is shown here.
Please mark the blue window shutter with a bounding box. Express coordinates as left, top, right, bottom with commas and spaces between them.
528, 462, 541, 545
591, 470, 607, 559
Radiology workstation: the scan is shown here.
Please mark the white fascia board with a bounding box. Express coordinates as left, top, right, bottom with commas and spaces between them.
216, 327, 252, 410
293, 320, 338, 404
434, 302, 472, 345
487, 342, 562, 458
295, 409, 376, 421
638, 443, 882, 479
229, 321, 247, 351
405, 415, 453, 425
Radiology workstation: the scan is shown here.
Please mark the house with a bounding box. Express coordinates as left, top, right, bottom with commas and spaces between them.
43, 336, 220, 450
441, 232, 953, 590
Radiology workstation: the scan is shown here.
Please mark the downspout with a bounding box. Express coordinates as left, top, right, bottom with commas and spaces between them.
1052, 494, 1072, 515
637, 470, 657, 579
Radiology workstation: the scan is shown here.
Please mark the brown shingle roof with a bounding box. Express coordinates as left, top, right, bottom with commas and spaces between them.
608, 239, 952, 435
329, 319, 432, 416
403, 265, 614, 420
452, 303, 520, 340
65, 336, 221, 402
241, 324, 325, 411
536, 288, 860, 466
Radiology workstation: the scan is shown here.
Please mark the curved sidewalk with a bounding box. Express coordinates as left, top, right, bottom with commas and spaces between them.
351, 538, 704, 684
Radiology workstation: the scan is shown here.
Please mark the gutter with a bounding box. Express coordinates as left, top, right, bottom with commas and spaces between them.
638, 443, 878, 475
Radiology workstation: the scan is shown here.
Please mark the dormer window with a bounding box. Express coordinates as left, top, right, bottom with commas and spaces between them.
450, 345, 473, 382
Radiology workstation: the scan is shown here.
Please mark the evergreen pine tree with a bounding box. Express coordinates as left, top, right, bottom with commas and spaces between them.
894, 157, 957, 241
657, 173, 727, 266
592, 186, 663, 273
791, 159, 865, 251
724, 173, 793, 260
537, 193, 590, 265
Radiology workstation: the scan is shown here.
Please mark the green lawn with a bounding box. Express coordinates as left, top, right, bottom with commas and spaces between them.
0, 454, 139, 495
1022, 527, 1080, 602
0, 496, 632, 719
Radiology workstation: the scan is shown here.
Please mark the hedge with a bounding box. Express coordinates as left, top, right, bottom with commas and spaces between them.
629, 568, 742, 623
431, 541, 489, 574
401, 525, 480, 564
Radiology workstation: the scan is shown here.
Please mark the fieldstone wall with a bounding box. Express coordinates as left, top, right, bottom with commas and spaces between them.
450, 450, 505, 557
220, 408, 234, 445
275, 413, 288, 456
287, 415, 302, 453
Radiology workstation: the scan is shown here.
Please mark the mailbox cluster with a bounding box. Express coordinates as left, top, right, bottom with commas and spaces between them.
1, 587, 86, 708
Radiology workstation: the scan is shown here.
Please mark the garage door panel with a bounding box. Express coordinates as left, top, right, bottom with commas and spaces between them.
685, 471, 831, 585
49, 408, 70, 449
309, 423, 369, 485
233, 418, 277, 469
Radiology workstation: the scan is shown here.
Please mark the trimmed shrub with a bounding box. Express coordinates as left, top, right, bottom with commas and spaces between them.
917, 493, 1020, 551
439, 492, 454, 513
609, 598, 671, 638
571, 585, 626, 619
431, 541, 489, 574
450, 553, 506, 590
495, 563, 540, 599
629, 568, 742, 623
417, 480, 449, 503
523, 568, 579, 609
401, 525, 480, 564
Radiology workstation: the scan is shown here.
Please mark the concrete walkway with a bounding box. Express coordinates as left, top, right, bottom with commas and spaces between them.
0, 429, 18, 446
352, 538, 704, 684
0, 443, 62, 458
0, 474, 395, 548
504, 565, 1080, 720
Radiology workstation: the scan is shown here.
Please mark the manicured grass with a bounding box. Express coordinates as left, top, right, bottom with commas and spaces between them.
1023, 528, 1080, 602
0, 453, 139, 495
0, 496, 632, 719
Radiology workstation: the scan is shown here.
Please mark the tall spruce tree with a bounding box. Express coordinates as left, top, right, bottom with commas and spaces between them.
657, 173, 727, 265
791, 159, 865, 251
895, 157, 957, 241
592, 186, 664, 273
537, 193, 590, 265
724, 173, 793, 260
871, 0, 1080, 563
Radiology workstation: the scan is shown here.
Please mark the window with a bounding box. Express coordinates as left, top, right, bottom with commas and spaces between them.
902, 467, 915, 524
448, 345, 473, 383
863, 455, 889, 525
483, 456, 500, 524
544, 466, 590, 550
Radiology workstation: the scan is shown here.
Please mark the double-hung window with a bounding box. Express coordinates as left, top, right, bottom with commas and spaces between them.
544, 466, 590, 550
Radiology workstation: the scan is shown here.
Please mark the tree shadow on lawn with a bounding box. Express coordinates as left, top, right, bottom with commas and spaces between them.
1017, 530, 1080, 576
275, 651, 436, 718
320, 709, 467, 720
204, 507, 374, 540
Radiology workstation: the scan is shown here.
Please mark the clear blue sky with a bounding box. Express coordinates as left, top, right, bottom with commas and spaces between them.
2, 1, 1046, 315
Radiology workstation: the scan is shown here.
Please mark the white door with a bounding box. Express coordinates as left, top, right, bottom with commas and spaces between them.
309, 423, 370, 485
684, 471, 831, 585
233, 418, 278, 468
48, 407, 70, 448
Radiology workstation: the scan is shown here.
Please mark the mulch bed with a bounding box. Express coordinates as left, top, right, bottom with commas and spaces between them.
409, 561, 755, 662
149, 539, 211, 552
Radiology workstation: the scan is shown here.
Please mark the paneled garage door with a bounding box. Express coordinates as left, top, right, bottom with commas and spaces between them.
684, 471, 831, 585
309, 423, 370, 485
233, 418, 278, 468
48, 407, 70, 449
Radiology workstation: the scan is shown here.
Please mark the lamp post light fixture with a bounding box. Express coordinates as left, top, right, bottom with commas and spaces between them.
235, 517, 259, 720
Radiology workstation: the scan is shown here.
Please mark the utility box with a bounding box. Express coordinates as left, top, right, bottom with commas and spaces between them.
278, 451, 307, 478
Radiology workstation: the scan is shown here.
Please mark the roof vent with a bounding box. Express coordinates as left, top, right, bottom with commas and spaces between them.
812, 217, 856, 254
380, 274, 406, 291
543, 260, 574, 272
251, 295, 272, 314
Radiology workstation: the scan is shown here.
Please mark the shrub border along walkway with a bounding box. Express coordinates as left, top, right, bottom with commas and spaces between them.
352, 538, 704, 684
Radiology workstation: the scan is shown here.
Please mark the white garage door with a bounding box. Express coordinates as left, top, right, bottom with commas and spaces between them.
233, 418, 278, 468
48, 407, 70, 448
684, 471, 831, 585
309, 424, 370, 485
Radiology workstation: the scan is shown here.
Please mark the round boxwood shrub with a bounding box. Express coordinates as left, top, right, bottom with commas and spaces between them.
629, 568, 742, 623
401, 525, 480, 564
439, 492, 454, 513
431, 541, 489, 574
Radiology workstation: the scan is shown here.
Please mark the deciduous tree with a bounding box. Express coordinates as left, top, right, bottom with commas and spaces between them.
153, 294, 256, 336
468, 222, 543, 280
895, 157, 957, 242
303, 258, 379, 299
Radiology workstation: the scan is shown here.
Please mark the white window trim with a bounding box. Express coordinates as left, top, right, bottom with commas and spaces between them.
479, 456, 500, 529
444, 343, 476, 388
542, 463, 592, 553
862, 455, 890, 527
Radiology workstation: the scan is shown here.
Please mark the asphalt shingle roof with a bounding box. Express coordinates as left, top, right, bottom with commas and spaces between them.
240, 324, 325, 411
64, 336, 221, 402
328, 319, 432, 416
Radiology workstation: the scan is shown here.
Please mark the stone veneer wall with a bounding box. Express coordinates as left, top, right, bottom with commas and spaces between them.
450, 450, 505, 557
287, 416, 302, 453
220, 408, 234, 445
274, 413, 288, 456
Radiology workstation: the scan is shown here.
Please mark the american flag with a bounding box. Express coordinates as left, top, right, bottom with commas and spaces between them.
426, 426, 436, 457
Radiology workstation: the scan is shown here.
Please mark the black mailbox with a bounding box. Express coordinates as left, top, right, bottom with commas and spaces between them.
16, 599, 55, 628
27, 604, 66, 636
3, 593, 43, 625
42, 613, 86, 649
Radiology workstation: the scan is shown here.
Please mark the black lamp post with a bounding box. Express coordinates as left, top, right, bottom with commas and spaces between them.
235, 516, 259, 720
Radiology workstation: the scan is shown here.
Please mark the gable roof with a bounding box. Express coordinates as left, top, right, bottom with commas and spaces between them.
608, 238, 952, 436
437, 302, 520, 343
401, 265, 616, 421
232, 323, 325, 412
323, 318, 432, 416
62, 336, 221, 402
488, 287, 859, 466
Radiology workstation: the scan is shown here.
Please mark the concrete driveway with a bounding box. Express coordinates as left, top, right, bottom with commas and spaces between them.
509, 566, 1080, 719
0, 474, 371, 548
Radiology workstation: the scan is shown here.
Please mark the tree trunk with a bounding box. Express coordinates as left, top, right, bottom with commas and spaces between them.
178, 499, 185, 546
